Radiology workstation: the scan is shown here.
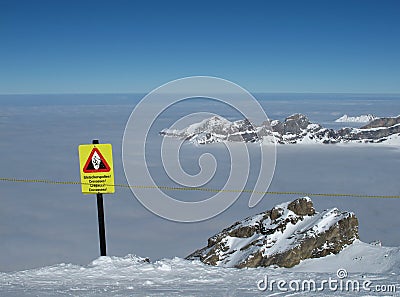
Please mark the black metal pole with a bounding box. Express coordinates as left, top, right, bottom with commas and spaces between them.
93, 139, 107, 256
96, 193, 107, 256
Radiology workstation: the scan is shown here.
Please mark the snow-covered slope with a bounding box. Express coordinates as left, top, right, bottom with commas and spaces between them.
292, 239, 400, 274
1, 247, 399, 296
335, 114, 377, 123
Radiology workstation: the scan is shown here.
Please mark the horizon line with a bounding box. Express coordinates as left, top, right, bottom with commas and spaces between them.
1, 91, 400, 96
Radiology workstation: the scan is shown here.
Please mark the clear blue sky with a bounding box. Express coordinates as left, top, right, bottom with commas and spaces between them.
0, 0, 399, 94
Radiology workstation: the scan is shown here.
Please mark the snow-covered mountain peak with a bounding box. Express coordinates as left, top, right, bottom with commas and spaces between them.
160, 115, 259, 145
335, 114, 377, 123
185, 116, 231, 134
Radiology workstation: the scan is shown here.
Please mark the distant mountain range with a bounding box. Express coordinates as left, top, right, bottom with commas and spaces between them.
160, 113, 400, 145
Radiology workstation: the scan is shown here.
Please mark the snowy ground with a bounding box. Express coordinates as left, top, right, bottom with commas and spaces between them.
1, 241, 399, 296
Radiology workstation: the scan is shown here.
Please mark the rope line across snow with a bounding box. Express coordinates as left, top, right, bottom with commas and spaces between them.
1, 177, 400, 199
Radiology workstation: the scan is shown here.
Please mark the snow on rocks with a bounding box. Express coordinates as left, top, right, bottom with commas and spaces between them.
186, 197, 359, 268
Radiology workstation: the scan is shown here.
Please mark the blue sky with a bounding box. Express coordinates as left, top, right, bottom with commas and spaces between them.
0, 0, 399, 94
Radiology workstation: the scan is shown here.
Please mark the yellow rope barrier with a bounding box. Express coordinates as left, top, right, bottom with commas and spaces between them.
1, 177, 399, 199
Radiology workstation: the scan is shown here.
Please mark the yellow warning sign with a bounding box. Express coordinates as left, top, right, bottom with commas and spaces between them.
78, 144, 115, 194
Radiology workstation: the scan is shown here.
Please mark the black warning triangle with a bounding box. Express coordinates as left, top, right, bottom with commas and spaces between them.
83, 148, 111, 173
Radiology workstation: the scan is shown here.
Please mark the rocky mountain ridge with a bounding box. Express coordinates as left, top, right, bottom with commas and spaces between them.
160, 113, 400, 145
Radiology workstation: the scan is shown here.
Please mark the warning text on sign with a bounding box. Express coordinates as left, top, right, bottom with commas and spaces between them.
78, 144, 115, 194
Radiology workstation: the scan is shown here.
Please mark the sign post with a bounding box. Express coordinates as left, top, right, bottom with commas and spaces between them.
78, 140, 115, 257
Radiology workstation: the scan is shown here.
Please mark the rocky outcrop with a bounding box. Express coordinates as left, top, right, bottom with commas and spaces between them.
268, 114, 339, 144
160, 113, 400, 145
272, 114, 311, 135
339, 124, 400, 142
186, 197, 359, 268
361, 116, 400, 129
